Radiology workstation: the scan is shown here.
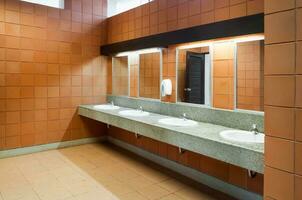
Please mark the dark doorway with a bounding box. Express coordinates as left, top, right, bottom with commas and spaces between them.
184, 52, 207, 104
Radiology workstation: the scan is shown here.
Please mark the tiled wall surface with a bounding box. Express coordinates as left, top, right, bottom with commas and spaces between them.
129, 54, 139, 97
264, 0, 302, 199
106, 0, 264, 44
108, 126, 264, 195
213, 41, 235, 109
139, 52, 160, 99
0, 0, 108, 150
112, 56, 128, 96
237, 40, 264, 111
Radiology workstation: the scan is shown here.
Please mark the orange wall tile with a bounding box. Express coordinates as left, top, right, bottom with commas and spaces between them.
265, 136, 294, 173
264, 166, 294, 200
296, 175, 302, 200
0, 0, 108, 150
264, 1, 300, 199
265, 106, 295, 140
264, 42, 295, 75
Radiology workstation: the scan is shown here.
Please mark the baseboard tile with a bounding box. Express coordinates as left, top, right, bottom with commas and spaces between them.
0, 137, 106, 159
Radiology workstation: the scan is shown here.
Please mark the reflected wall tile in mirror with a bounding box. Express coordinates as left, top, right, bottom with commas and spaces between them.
139, 52, 161, 100
236, 40, 264, 111
112, 56, 129, 96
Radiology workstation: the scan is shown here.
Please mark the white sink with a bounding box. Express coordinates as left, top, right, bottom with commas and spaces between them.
158, 118, 198, 127
220, 130, 264, 143
118, 110, 150, 117
94, 104, 120, 110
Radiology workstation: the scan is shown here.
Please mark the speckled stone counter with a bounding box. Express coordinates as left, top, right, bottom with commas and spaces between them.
107, 95, 264, 133
78, 105, 264, 173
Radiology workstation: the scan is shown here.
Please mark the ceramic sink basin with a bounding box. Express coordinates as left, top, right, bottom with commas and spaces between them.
220, 130, 264, 143
118, 110, 150, 117
158, 118, 198, 127
93, 104, 120, 110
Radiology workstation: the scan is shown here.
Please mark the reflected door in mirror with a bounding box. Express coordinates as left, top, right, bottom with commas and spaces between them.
184, 52, 210, 105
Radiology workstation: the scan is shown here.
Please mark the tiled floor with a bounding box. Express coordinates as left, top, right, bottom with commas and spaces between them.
0, 142, 235, 200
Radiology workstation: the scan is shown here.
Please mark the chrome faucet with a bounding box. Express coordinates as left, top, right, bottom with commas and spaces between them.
138, 106, 143, 112
182, 113, 187, 121
110, 101, 114, 106
250, 124, 259, 135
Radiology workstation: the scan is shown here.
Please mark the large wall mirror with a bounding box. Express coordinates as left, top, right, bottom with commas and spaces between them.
176, 35, 264, 113
112, 56, 129, 96
113, 49, 163, 100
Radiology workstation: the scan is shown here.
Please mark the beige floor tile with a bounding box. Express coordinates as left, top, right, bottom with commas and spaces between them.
0, 170, 29, 190
121, 175, 155, 191
137, 184, 171, 200
0, 185, 36, 200
17, 192, 40, 200
0, 143, 233, 200
62, 179, 100, 196
112, 168, 140, 182
104, 180, 136, 196
157, 179, 189, 193
117, 192, 148, 200
25, 171, 58, 186
73, 189, 117, 200
159, 194, 185, 200
33, 180, 72, 200
138, 168, 170, 183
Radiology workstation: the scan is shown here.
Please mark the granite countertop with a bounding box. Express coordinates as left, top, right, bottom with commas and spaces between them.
78, 104, 264, 173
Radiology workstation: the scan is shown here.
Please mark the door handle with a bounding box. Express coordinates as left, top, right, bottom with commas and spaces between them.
184, 88, 192, 92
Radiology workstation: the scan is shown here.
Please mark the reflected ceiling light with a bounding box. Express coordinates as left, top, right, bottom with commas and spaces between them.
178, 34, 265, 50
115, 48, 162, 57
233, 35, 265, 43
20, 0, 64, 9
177, 42, 212, 50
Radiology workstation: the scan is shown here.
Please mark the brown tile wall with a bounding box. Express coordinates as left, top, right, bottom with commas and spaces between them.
107, 126, 264, 195
139, 52, 160, 99
106, 0, 264, 44
0, 0, 108, 150
236, 40, 264, 111
264, 0, 302, 199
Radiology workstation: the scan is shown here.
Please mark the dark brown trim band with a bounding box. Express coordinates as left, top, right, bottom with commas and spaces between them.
101, 13, 264, 56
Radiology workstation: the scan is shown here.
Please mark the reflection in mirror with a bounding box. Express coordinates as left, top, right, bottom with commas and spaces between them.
177, 46, 211, 105
139, 52, 161, 99
129, 55, 139, 97
236, 40, 264, 112
112, 56, 129, 96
